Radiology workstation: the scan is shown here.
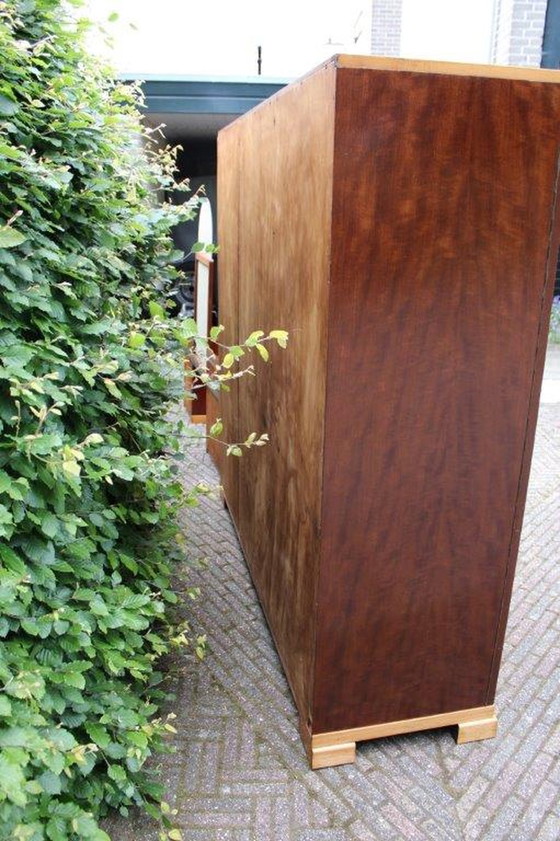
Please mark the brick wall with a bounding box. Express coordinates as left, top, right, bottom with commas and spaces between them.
491, 0, 548, 66
370, 0, 402, 56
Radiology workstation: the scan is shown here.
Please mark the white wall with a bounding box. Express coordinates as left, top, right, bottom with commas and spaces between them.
400, 0, 496, 63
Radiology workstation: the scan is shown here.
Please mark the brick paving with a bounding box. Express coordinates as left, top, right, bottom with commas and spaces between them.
105, 348, 560, 841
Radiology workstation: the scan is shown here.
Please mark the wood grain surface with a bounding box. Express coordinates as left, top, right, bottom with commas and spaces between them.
217, 65, 336, 723
312, 66, 560, 733
205, 387, 225, 476
217, 56, 560, 748
216, 127, 241, 517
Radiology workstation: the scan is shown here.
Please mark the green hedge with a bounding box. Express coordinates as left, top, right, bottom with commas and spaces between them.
0, 3, 288, 837
0, 1, 204, 838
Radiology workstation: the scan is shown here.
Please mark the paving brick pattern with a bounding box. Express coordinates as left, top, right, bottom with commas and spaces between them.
105, 355, 560, 841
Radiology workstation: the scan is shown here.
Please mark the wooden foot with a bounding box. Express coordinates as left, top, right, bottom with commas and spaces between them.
311, 741, 356, 770
456, 715, 497, 744
308, 705, 497, 769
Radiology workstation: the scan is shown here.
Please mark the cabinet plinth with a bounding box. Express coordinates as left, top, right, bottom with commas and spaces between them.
216, 55, 560, 768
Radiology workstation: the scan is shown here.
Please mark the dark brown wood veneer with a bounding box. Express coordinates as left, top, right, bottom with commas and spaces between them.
214, 55, 560, 767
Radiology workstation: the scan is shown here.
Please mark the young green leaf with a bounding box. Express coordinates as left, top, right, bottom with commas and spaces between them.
0, 227, 27, 248
128, 331, 146, 349
149, 301, 166, 319
245, 330, 265, 346
209, 324, 224, 340
268, 329, 289, 348
256, 343, 269, 362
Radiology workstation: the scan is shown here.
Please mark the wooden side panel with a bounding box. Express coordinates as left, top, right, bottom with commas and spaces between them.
220, 66, 336, 722
216, 128, 241, 514
205, 387, 225, 476
313, 68, 560, 733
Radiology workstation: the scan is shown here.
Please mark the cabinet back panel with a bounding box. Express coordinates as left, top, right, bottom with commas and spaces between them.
313, 67, 560, 733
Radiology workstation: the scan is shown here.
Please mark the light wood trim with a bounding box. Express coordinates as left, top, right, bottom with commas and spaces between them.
195, 252, 213, 268
457, 716, 498, 744
311, 705, 496, 749
335, 54, 560, 83
311, 742, 356, 770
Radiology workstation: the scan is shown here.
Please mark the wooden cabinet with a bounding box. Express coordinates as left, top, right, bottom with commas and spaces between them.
215, 55, 560, 769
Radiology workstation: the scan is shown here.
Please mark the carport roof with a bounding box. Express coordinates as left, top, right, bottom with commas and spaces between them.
121, 74, 289, 141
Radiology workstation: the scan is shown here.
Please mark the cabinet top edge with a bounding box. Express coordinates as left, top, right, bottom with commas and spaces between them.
217, 53, 560, 139
334, 53, 560, 84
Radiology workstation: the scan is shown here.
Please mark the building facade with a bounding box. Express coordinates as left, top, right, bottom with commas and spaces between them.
491, 0, 549, 65
371, 0, 552, 67
371, 0, 402, 56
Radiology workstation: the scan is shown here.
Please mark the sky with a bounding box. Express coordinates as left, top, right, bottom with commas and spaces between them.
85, 0, 497, 79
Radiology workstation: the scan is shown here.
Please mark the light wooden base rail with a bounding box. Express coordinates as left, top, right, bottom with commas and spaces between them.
309, 705, 497, 769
